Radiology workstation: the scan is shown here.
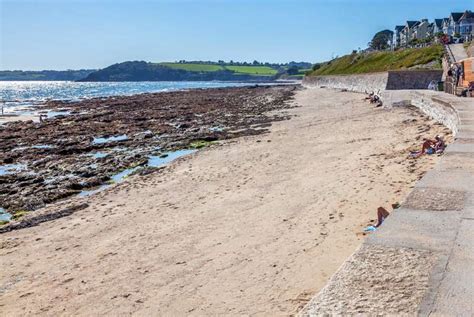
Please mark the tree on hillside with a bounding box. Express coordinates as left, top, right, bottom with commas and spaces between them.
370, 29, 394, 50
287, 66, 299, 75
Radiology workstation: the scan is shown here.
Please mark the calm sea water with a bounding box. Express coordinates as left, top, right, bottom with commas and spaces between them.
0, 81, 254, 113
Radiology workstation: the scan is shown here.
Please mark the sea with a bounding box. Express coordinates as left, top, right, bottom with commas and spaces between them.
0, 81, 257, 115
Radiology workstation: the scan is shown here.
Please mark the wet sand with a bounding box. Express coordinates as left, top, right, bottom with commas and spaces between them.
0, 88, 451, 315
0, 85, 296, 212
0, 114, 39, 124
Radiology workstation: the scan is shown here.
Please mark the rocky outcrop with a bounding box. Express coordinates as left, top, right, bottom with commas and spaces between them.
0, 85, 298, 214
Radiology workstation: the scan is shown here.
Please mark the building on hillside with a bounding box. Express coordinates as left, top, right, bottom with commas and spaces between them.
400, 21, 420, 46
433, 19, 445, 34
393, 25, 404, 48
459, 10, 474, 41
446, 12, 464, 36
442, 18, 450, 35
412, 19, 431, 40
427, 22, 435, 38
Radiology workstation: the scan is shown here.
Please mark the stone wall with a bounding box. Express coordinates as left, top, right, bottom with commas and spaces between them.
386, 70, 443, 90
303, 70, 443, 93
411, 91, 460, 135
384, 90, 460, 136
303, 72, 388, 94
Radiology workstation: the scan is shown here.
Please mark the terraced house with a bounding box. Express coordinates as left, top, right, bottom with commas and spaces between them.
412, 19, 431, 40
445, 12, 463, 36
393, 10, 473, 49
393, 25, 404, 48
400, 21, 419, 46
459, 10, 474, 41
433, 18, 445, 34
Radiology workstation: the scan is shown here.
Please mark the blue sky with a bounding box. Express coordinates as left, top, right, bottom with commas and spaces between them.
0, 0, 470, 70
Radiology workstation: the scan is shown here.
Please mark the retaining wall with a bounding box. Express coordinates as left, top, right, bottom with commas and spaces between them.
303, 70, 443, 93
411, 92, 460, 135
303, 72, 388, 93
386, 70, 443, 90
299, 90, 473, 316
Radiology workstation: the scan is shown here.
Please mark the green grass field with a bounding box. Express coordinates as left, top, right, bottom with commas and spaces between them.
224, 65, 278, 75
160, 63, 225, 72
308, 45, 443, 76
159, 63, 277, 76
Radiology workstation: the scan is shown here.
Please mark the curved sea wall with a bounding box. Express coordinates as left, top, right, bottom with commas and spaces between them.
299, 89, 473, 315
411, 91, 460, 135
303, 70, 443, 93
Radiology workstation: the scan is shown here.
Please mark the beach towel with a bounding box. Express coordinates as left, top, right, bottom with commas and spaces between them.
364, 225, 377, 232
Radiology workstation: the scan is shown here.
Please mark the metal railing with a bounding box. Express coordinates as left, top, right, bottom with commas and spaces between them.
444, 44, 456, 64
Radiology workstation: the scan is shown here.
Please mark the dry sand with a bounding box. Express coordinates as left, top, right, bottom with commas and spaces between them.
0, 88, 451, 315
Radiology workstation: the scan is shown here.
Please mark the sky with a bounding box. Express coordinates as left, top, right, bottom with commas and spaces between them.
0, 0, 470, 70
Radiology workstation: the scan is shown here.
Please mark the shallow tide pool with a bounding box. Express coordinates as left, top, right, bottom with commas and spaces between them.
78, 149, 196, 197
90, 152, 108, 159
0, 207, 12, 222
32, 144, 55, 149
0, 163, 27, 176
92, 134, 128, 145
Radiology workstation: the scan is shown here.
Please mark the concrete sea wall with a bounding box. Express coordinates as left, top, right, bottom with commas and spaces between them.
299, 90, 473, 315
303, 70, 443, 93
303, 72, 388, 94
386, 70, 443, 90
411, 91, 460, 135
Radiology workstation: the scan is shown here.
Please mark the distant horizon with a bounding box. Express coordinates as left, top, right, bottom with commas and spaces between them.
0, 0, 470, 71
0, 59, 315, 72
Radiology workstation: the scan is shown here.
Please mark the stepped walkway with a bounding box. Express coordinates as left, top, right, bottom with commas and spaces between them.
300, 91, 473, 315
448, 43, 469, 62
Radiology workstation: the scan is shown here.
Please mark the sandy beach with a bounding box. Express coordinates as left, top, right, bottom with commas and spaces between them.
0, 88, 451, 315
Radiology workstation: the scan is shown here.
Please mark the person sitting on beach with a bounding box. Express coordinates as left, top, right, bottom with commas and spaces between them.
370, 94, 379, 104
364, 92, 374, 101
364, 206, 391, 232
412, 138, 436, 158
375, 207, 390, 227
434, 135, 446, 153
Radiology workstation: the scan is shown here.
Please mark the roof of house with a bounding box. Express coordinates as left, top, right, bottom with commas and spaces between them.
450, 12, 463, 22
460, 10, 474, 20
434, 19, 444, 27
395, 25, 404, 32
406, 20, 419, 28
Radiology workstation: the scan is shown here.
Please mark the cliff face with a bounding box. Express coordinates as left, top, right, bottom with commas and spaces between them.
79, 61, 276, 82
